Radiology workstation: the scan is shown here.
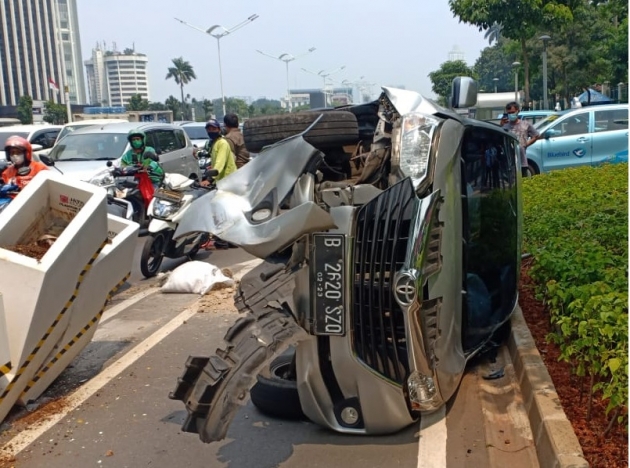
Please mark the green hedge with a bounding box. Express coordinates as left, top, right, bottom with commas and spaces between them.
522, 163, 628, 429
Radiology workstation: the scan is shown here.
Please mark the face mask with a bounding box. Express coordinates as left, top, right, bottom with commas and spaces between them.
10, 154, 24, 166
507, 113, 518, 123
131, 139, 144, 149
207, 132, 219, 142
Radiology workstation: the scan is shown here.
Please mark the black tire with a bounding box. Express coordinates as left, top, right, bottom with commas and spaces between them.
250, 353, 305, 420
243, 111, 359, 153
524, 160, 540, 177
140, 232, 166, 278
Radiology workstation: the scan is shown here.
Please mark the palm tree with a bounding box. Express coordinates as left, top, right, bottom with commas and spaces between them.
484, 22, 503, 45
165, 57, 197, 119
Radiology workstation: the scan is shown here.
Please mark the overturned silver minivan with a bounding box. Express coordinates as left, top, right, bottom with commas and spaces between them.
169, 78, 522, 442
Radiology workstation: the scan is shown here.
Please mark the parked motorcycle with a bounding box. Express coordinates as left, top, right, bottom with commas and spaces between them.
139, 167, 218, 278
168, 78, 523, 443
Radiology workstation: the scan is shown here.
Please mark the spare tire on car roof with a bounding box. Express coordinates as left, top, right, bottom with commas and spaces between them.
243, 111, 359, 153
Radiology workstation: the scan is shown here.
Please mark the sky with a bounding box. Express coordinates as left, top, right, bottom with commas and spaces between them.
76, 0, 490, 103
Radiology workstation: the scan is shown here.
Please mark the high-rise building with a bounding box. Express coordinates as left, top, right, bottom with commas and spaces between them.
85, 45, 150, 107
56, 0, 86, 103
448, 45, 465, 62
0, 0, 86, 106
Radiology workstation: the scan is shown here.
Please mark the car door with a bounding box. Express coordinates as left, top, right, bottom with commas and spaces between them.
148, 129, 183, 174
538, 110, 592, 172
590, 107, 629, 166
173, 128, 200, 178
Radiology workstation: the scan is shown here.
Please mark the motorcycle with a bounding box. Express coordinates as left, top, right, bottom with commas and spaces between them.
139, 166, 218, 278
168, 78, 523, 443
0, 160, 21, 214
106, 161, 155, 228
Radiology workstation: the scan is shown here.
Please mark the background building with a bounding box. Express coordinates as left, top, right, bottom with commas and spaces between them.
56, 0, 86, 103
0, 0, 86, 106
448, 45, 465, 62
85, 45, 150, 107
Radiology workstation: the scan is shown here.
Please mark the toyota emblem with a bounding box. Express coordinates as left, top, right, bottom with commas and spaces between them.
394, 273, 417, 306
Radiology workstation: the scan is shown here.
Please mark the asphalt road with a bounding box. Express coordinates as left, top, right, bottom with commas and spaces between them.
0, 242, 540, 468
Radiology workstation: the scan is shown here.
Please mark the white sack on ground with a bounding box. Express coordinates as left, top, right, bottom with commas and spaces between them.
161, 261, 235, 295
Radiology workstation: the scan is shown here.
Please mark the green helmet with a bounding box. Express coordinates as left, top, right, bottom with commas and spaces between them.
127, 129, 146, 146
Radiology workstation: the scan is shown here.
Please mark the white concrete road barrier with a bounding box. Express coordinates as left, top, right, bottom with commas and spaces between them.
18, 215, 139, 405
0, 171, 134, 422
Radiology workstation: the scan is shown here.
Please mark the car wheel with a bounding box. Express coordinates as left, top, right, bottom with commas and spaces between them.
524, 160, 540, 177
250, 352, 306, 420
243, 111, 359, 153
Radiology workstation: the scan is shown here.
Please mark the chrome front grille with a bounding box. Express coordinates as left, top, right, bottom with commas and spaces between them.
352, 179, 415, 384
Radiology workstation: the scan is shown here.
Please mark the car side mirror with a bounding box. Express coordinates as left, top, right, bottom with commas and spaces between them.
39, 155, 55, 166
450, 77, 478, 109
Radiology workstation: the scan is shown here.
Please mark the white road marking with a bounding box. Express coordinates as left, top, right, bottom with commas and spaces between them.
1, 303, 199, 459
417, 406, 447, 468
230, 258, 263, 281
100, 288, 157, 324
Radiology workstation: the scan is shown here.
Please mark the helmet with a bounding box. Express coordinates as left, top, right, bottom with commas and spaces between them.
4, 136, 32, 163
127, 129, 146, 146
205, 118, 221, 129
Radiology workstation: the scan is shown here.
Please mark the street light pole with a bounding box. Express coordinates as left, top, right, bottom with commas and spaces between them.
493, 77, 499, 93
301, 66, 345, 106
539, 35, 551, 109
512, 61, 521, 103
256, 47, 316, 112
175, 14, 259, 117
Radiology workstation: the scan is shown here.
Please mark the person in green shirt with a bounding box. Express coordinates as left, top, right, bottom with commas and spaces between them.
120, 129, 164, 186
204, 119, 236, 181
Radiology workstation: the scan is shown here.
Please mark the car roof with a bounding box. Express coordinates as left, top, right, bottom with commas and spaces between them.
518, 110, 555, 115
68, 122, 182, 135
0, 124, 62, 133
63, 119, 128, 127
181, 122, 207, 127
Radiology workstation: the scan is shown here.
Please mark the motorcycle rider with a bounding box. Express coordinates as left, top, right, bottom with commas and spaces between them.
121, 129, 164, 187
223, 113, 250, 168
203, 119, 236, 181
2, 136, 48, 195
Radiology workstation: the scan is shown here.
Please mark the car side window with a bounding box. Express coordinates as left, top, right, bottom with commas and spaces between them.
174, 129, 187, 148
152, 130, 180, 155
550, 113, 589, 137
31, 131, 57, 149
594, 109, 629, 133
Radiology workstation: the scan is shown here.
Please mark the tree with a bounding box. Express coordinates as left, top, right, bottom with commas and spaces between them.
473, 40, 518, 94
148, 101, 167, 111
428, 60, 476, 104
448, 0, 573, 103
164, 96, 181, 119
126, 93, 149, 111
43, 100, 67, 124
165, 57, 197, 120
484, 22, 503, 45
201, 99, 213, 120
17, 95, 33, 124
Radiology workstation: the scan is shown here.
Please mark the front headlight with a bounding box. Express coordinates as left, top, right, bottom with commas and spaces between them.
393, 112, 441, 191
89, 170, 115, 187
153, 199, 181, 218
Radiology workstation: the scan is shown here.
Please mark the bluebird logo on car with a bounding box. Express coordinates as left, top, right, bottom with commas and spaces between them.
573, 148, 586, 158
547, 151, 570, 158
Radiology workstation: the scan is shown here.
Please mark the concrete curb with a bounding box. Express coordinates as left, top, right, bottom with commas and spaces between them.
509, 306, 590, 468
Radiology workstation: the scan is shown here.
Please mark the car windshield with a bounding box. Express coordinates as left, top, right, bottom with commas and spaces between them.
183, 126, 208, 140
534, 113, 562, 131
57, 124, 99, 142
0, 132, 29, 148
48, 132, 128, 161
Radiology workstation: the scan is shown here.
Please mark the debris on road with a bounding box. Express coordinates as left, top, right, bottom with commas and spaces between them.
160, 261, 235, 295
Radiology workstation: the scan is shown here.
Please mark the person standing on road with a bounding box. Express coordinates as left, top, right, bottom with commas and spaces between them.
501, 101, 541, 177
204, 119, 237, 181
223, 113, 250, 168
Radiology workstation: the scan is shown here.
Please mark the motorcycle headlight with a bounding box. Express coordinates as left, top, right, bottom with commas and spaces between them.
89, 170, 115, 187
392, 112, 441, 192
153, 199, 181, 218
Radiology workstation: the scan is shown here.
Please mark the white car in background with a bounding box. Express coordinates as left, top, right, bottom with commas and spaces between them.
55, 118, 128, 145
180, 122, 210, 149
0, 124, 62, 160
